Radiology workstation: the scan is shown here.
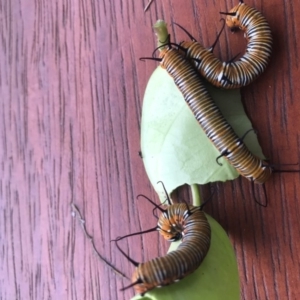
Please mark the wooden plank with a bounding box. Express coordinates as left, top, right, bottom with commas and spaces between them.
0, 0, 300, 299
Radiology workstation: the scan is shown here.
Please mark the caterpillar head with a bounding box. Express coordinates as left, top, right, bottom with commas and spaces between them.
157, 204, 187, 241
222, 3, 245, 32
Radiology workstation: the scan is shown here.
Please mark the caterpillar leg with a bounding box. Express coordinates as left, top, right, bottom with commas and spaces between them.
216, 149, 231, 166
215, 129, 254, 166
251, 180, 268, 207
208, 19, 226, 52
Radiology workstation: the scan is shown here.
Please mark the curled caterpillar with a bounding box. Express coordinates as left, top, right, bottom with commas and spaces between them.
178, 0, 272, 88
114, 193, 211, 295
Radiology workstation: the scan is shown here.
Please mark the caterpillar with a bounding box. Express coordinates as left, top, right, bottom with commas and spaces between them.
177, 0, 272, 89
113, 191, 211, 295
142, 45, 273, 184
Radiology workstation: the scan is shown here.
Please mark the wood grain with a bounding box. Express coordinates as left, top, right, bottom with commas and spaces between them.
1, 0, 300, 299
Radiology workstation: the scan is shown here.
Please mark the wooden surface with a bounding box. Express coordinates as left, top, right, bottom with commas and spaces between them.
1, 0, 300, 299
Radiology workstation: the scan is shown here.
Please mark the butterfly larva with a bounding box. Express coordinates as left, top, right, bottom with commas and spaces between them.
178, 0, 272, 88
114, 194, 211, 295
152, 46, 273, 183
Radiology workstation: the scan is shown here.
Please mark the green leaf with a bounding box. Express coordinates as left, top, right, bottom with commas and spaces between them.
130, 213, 239, 300
140, 66, 265, 200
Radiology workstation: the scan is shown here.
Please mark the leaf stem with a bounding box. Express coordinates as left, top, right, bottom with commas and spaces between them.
191, 184, 201, 206
153, 20, 169, 50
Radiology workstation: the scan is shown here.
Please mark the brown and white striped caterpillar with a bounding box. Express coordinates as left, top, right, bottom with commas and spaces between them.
114, 193, 211, 295
147, 46, 273, 184
178, 0, 272, 89
142, 37, 300, 194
